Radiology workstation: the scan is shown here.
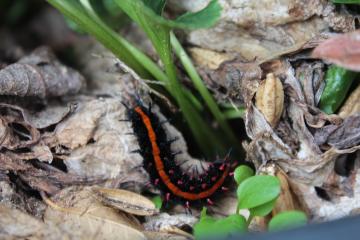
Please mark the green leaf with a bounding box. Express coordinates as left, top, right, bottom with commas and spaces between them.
268, 211, 307, 231
151, 196, 163, 209
234, 165, 254, 185
115, 0, 221, 30
223, 108, 246, 119
237, 175, 280, 210
250, 198, 276, 217
319, 65, 358, 114
194, 208, 247, 240
331, 0, 360, 4
194, 208, 217, 239
142, 0, 166, 14
214, 214, 247, 236
175, 0, 222, 29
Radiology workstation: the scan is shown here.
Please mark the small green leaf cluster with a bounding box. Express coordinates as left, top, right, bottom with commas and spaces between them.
193, 165, 307, 239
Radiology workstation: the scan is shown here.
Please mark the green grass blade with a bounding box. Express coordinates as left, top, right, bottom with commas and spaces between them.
171, 32, 239, 147
113, 0, 221, 30
223, 108, 245, 119
47, 0, 150, 77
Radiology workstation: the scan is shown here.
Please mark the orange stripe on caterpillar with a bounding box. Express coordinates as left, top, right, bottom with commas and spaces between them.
134, 106, 230, 201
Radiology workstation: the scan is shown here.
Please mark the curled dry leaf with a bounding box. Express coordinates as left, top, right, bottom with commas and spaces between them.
339, 84, 360, 119
314, 115, 360, 150
0, 104, 40, 150
22, 100, 75, 129
0, 46, 85, 98
94, 187, 158, 216
255, 73, 284, 127
0, 154, 103, 195
294, 61, 325, 107
312, 30, 360, 71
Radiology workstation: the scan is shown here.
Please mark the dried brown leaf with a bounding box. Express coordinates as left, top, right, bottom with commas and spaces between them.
49, 99, 105, 150
272, 169, 305, 215
312, 30, 360, 71
22, 100, 75, 129
0, 106, 40, 150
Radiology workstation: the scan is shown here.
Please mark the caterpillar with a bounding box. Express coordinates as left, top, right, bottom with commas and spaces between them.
125, 103, 232, 208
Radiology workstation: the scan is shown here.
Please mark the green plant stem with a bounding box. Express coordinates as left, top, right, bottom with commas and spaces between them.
223, 108, 245, 119
236, 203, 240, 215
122, 40, 203, 110
170, 32, 239, 146
162, 50, 222, 154
246, 215, 253, 226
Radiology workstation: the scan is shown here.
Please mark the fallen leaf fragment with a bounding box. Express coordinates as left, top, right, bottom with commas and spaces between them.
312, 30, 360, 71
